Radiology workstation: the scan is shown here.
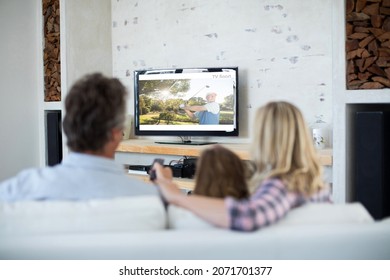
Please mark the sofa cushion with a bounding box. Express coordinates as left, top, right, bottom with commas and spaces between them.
0, 196, 166, 236
277, 202, 374, 226
168, 202, 374, 230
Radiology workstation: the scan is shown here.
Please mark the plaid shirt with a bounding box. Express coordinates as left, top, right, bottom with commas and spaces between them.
225, 178, 331, 231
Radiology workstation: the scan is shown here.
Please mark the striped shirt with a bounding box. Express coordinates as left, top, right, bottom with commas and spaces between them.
225, 178, 331, 231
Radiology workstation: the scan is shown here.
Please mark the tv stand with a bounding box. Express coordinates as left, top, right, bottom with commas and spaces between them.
155, 136, 217, 146
116, 139, 333, 190
155, 140, 217, 146
116, 139, 332, 166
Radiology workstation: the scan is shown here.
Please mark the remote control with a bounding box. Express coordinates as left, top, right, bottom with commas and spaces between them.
149, 158, 164, 181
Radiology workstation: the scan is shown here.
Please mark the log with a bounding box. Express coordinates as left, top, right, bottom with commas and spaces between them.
382, 17, 390, 31
372, 76, 390, 86
369, 27, 385, 37
367, 64, 386, 76
356, 0, 367, 12
378, 32, 390, 42
381, 40, 390, 48
347, 48, 367, 59
356, 58, 365, 72
385, 67, 390, 79
362, 56, 377, 71
348, 32, 370, 39
384, 0, 390, 7
354, 26, 370, 33
347, 60, 356, 74
347, 12, 371, 21
380, 7, 390, 15
368, 39, 378, 55
370, 15, 384, 27
359, 81, 385, 88
361, 48, 371, 57
359, 35, 375, 48
349, 79, 367, 87
348, 74, 358, 82
376, 56, 390, 67
358, 71, 373, 80
346, 39, 360, 51
346, 23, 354, 35
362, 3, 380, 15
378, 47, 390, 56
347, 0, 355, 13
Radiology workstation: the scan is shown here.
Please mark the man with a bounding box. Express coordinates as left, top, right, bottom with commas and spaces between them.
180, 92, 220, 125
0, 73, 157, 201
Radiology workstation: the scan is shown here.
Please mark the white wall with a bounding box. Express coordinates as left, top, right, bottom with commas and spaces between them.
65, 0, 113, 89
0, 0, 42, 181
111, 0, 333, 142
60, 0, 112, 157
3, 0, 388, 203
0, 0, 112, 181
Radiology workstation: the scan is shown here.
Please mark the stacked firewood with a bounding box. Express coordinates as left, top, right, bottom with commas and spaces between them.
43, 0, 61, 101
346, 0, 390, 89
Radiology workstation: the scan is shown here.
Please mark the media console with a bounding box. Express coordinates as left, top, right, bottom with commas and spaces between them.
116, 139, 332, 164
115, 139, 333, 190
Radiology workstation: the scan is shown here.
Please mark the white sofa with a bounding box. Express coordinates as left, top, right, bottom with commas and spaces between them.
0, 196, 389, 260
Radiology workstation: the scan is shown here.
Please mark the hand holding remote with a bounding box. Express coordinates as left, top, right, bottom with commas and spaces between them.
149, 158, 164, 181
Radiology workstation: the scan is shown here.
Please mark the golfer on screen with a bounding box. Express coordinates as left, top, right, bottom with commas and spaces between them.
180, 92, 220, 125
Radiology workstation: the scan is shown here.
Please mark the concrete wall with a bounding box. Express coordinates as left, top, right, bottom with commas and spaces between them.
0, 0, 42, 181
0, 0, 112, 181
111, 0, 333, 142
65, 0, 113, 89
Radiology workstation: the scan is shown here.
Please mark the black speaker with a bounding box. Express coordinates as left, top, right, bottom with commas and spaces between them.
46, 110, 63, 166
354, 111, 390, 220
182, 157, 197, 179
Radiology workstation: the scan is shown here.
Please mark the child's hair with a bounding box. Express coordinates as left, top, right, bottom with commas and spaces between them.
250, 101, 324, 195
193, 145, 249, 199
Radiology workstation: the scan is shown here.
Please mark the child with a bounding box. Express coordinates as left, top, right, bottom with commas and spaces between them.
192, 145, 249, 199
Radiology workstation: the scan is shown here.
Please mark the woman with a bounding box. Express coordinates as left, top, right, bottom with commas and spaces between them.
153, 101, 331, 231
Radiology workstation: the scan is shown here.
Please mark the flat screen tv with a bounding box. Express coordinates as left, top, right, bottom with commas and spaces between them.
134, 67, 239, 145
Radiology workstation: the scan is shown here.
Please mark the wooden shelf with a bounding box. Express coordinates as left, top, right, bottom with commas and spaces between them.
117, 139, 333, 166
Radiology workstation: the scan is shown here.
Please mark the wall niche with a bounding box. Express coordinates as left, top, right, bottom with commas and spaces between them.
346, 0, 390, 89
43, 0, 61, 101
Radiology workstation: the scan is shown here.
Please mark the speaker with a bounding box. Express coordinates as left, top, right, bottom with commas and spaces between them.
182, 157, 197, 179
46, 110, 63, 166
354, 111, 390, 220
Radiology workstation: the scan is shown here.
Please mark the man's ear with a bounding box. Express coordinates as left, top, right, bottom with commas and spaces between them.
101, 128, 123, 159
111, 127, 123, 142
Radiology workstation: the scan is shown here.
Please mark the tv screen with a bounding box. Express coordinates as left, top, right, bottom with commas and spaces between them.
134, 67, 239, 144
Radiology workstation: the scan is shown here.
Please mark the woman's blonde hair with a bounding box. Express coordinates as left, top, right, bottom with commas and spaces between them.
250, 101, 324, 195
194, 145, 249, 199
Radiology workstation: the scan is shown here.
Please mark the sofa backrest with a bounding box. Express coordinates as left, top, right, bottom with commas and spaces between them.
0, 196, 166, 236
0, 198, 375, 235
167, 202, 374, 230
277, 202, 374, 226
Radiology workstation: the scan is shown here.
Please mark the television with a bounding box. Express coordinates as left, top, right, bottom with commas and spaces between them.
133, 67, 239, 145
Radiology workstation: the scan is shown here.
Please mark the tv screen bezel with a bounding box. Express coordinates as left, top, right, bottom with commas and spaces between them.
133, 66, 239, 138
